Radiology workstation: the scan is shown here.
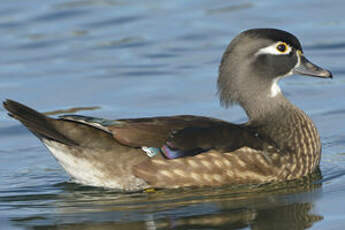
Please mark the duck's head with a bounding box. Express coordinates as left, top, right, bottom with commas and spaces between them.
218, 28, 332, 112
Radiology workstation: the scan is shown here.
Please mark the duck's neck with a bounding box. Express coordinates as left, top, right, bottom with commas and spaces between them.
239, 83, 294, 123
243, 92, 321, 175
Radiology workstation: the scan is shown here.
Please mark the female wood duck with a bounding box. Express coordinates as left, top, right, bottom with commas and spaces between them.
4, 28, 332, 191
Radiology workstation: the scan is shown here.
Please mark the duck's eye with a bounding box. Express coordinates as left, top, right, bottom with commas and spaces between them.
276, 43, 288, 53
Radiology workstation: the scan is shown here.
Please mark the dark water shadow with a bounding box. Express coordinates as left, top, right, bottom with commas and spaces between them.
84, 15, 144, 28
32, 9, 89, 22
0, 124, 28, 137
320, 108, 345, 116
17, 40, 65, 50
318, 168, 345, 183
94, 37, 153, 50
9, 170, 324, 230
207, 3, 254, 14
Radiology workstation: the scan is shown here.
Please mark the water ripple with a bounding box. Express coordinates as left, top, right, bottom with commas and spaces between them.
85, 15, 144, 28
32, 9, 89, 22
304, 41, 345, 50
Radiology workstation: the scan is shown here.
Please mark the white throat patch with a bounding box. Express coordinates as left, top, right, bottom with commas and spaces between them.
269, 50, 302, 98
270, 78, 281, 97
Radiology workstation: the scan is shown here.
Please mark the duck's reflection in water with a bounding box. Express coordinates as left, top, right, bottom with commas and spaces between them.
19, 170, 323, 230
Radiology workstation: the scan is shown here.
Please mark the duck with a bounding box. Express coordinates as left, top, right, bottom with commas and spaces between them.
3, 28, 332, 191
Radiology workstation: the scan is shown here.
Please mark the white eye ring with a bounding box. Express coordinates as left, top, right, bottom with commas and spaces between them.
255, 41, 292, 56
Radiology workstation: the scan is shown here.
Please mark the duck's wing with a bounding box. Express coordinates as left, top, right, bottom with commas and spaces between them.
109, 115, 231, 148
60, 114, 231, 147
60, 114, 264, 158
160, 124, 264, 158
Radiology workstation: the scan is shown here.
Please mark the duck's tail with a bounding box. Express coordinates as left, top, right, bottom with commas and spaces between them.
3, 99, 77, 145
4, 99, 123, 149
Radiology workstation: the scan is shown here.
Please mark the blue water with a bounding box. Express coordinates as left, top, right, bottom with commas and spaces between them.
1, 0, 345, 229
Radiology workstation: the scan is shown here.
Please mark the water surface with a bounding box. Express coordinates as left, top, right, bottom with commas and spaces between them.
1, 0, 345, 229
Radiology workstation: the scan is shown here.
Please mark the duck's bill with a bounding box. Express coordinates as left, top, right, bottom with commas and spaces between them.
293, 52, 332, 78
